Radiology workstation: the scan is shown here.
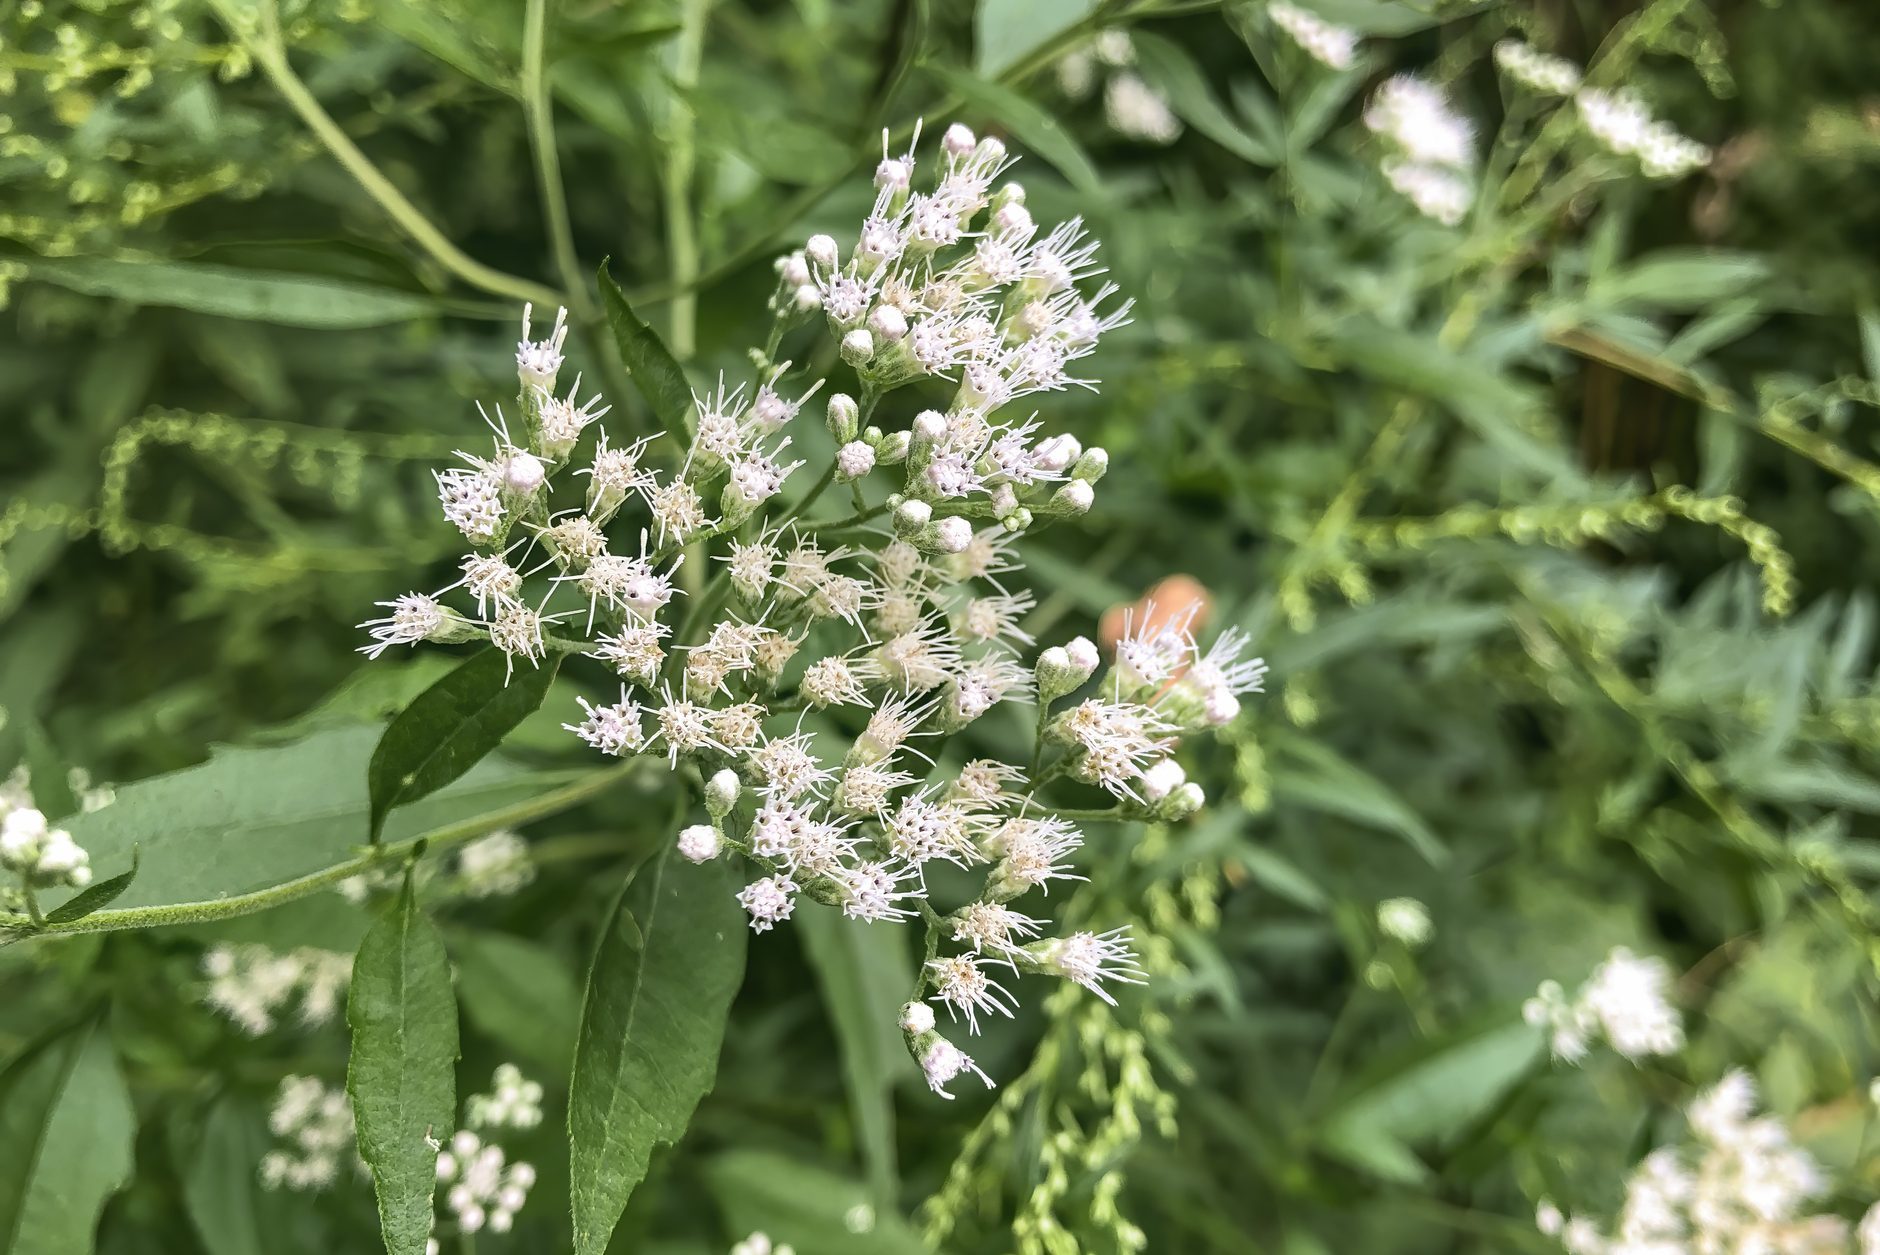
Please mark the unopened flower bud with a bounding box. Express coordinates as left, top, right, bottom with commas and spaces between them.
1157, 782, 1205, 821
869, 305, 908, 342
1032, 433, 1081, 475
992, 202, 1034, 237
930, 516, 972, 554
836, 441, 876, 481
805, 234, 839, 269
677, 824, 721, 863
777, 251, 811, 286
841, 329, 875, 365
911, 409, 947, 445
875, 430, 911, 465
793, 284, 821, 310
826, 392, 859, 442
502, 451, 546, 496
989, 483, 1019, 519
892, 498, 932, 536
992, 181, 1026, 210
899, 1001, 936, 1034
1064, 635, 1100, 676
1139, 758, 1186, 802
705, 769, 740, 818
942, 123, 976, 157
1036, 642, 1096, 702
876, 157, 911, 191
1050, 479, 1095, 515
1000, 506, 1032, 533
975, 136, 1007, 165
1070, 447, 1109, 483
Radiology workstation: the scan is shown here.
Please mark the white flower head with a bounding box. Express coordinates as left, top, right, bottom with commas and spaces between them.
516, 304, 569, 392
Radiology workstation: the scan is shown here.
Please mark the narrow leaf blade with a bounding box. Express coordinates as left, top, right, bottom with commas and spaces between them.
44, 848, 140, 925
598, 264, 694, 441
0, 1021, 136, 1255
347, 883, 459, 1255
569, 845, 746, 1255
368, 648, 562, 841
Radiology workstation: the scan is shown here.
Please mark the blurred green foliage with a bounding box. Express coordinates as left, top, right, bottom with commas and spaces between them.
3, 0, 1880, 1252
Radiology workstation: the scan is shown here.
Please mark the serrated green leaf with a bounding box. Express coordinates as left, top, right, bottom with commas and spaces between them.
348, 880, 458, 1255
368, 648, 562, 842
570, 845, 746, 1255
599, 263, 695, 442
0, 1020, 135, 1255
17, 257, 442, 328
33, 725, 559, 929
797, 904, 911, 1207
929, 66, 1100, 194
453, 930, 583, 1076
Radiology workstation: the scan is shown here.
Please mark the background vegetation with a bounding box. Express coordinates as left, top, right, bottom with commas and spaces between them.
3, 0, 1879, 1251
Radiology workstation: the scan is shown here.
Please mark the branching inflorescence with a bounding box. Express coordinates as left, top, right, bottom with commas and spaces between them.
359, 122, 1264, 1096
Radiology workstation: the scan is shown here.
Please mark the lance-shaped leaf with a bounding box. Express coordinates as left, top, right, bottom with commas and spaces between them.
569, 844, 746, 1255
44, 848, 140, 925
599, 263, 694, 441
0, 1020, 135, 1255
348, 880, 459, 1255
368, 648, 562, 842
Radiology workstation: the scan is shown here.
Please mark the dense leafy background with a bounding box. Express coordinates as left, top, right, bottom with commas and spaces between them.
3, 0, 1879, 1252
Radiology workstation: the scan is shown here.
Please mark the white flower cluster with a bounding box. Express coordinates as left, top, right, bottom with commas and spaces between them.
731, 1235, 796, 1255
430, 1129, 535, 1244
1538, 1071, 1880, 1255
1494, 40, 1582, 96
1523, 946, 1684, 1063
1057, 32, 1183, 145
261, 1075, 356, 1191
0, 804, 90, 890
466, 1063, 544, 1130
202, 942, 352, 1035
360, 125, 1262, 1103
454, 829, 536, 899
1376, 896, 1431, 947
1364, 75, 1475, 225
1270, 2, 1359, 71
1575, 87, 1710, 179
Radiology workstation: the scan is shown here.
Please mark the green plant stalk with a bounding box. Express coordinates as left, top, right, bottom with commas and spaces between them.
662, 0, 711, 356
242, 4, 563, 311
0, 763, 638, 941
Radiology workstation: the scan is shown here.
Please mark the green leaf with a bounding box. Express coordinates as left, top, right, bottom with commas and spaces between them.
348, 880, 459, 1255
706, 1150, 930, 1255
1588, 250, 1771, 312
1270, 733, 1447, 865
974, 0, 1096, 78
1132, 33, 1277, 166
17, 256, 442, 328
0, 1020, 135, 1255
797, 904, 911, 1206
43, 848, 140, 926
599, 263, 695, 442
570, 844, 747, 1255
178, 1096, 270, 1255
368, 648, 562, 842
37, 725, 560, 928
453, 931, 583, 1076
1317, 1017, 1542, 1183
19, 723, 78, 823
929, 66, 1101, 194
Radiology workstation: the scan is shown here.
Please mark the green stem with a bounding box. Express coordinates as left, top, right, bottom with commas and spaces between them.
0, 764, 638, 941
242, 3, 562, 311
662, 0, 710, 355
521, 0, 589, 321
778, 460, 839, 528
807, 501, 890, 534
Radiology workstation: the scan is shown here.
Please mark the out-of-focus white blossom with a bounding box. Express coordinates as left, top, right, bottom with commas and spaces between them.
731, 1233, 796, 1255
202, 943, 351, 1035
0, 805, 92, 889
1576, 88, 1710, 179
1494, 40, 1582, 95
435, 1128, 535, 1237
1365, 75, 1475, 168
262, 1076, 356, 1191
466, 1064, 544, 1130
1377, 897, 1432, 947
455, 829, 535, 898
1270, 2, 1359, 70
1523, 946, 1683, 1063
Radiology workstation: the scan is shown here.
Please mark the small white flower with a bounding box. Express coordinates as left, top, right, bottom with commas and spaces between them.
899, 1000, 936, 1034
1040, 927, 1144, 1004
261, 1076, 356, 1191
678, 824, 721, 864
516, 303, 570, 391
1365, 75, 1474, 169
738, 874, 799, 933
467, 1064, 544, 1130
921, 1037, 995, 1099
1270, 1, 1359, 70
1376, 897, 1432, 947
456, 830, 535, 899
1104, 72, 1182, 144
565, 690, 647, 756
